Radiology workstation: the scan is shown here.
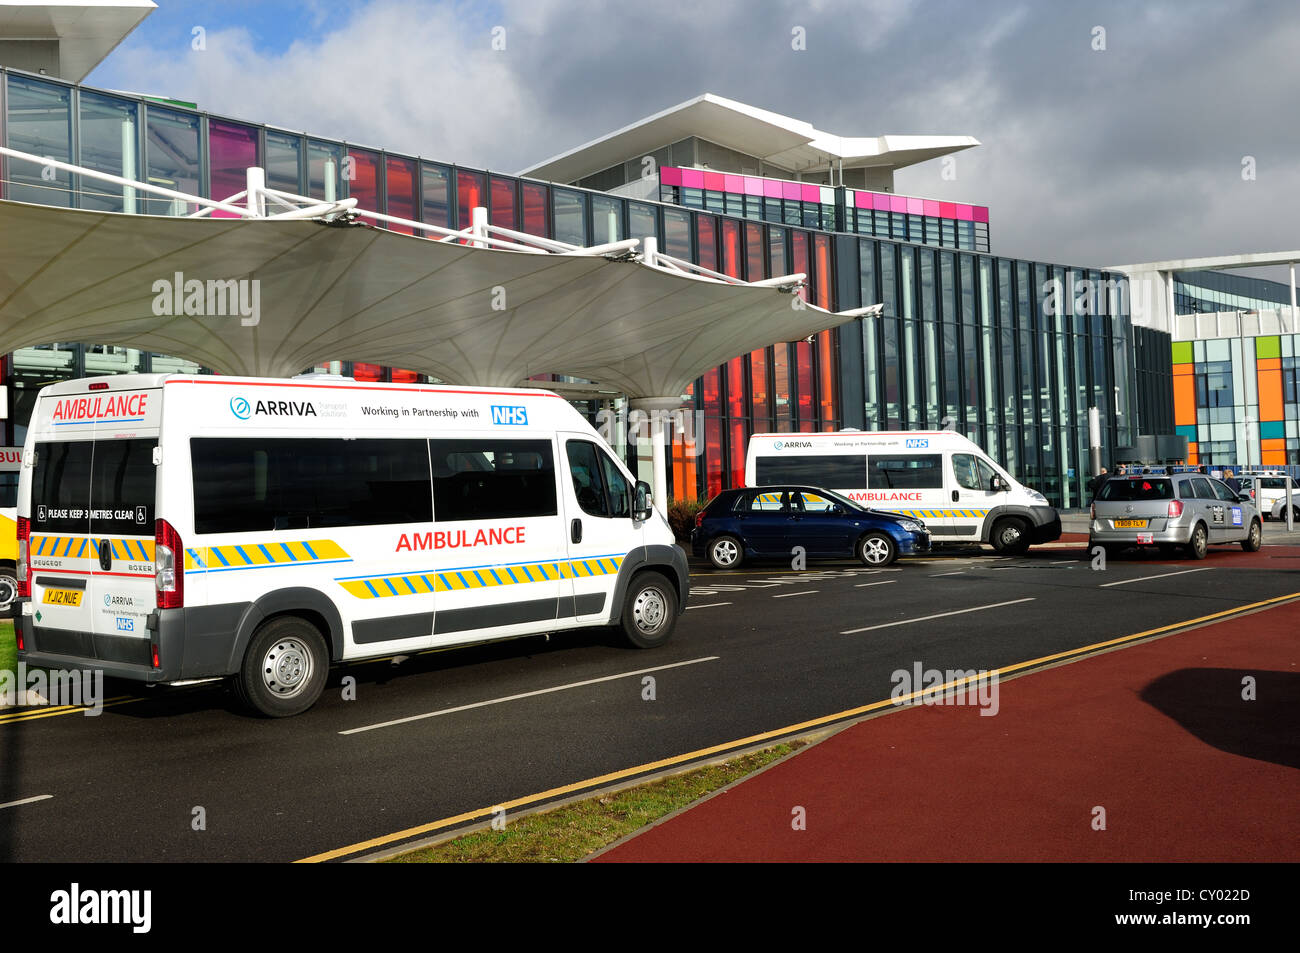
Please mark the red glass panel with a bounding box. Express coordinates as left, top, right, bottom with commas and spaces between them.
347, 149, 381, 213
720, 219, 741, 279
456, 170, 486, 229
385, 156, 417, 234
795, 340, 814, 431
725, 356, 746, 417
704, 417, 723, 499
813, 233, 832, 309
522, 182, 548, 237
817, 331, 836, 428
490, 175, 517, 230
750, 348, 770, 423
391, 368, 418, 383
701, 367, 722, 416
729, 419, 747, 489
791, 231, 810, 304
208, 120, 258, 218
773, 344, 792, 432
696, 215, 717, 272
745, 222, 765, 281
352, 362, 383, 382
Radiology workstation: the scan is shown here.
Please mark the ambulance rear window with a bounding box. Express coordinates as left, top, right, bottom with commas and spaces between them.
429, 438, 557, 521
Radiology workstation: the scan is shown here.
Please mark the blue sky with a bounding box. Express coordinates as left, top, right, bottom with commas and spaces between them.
76, 1, 1300, 268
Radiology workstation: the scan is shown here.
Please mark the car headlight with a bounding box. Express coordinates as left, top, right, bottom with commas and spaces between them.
1027, 490, 1048, 503
898, 520, 923, 533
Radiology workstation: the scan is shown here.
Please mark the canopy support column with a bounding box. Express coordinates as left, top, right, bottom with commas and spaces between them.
629, 396, 681, 517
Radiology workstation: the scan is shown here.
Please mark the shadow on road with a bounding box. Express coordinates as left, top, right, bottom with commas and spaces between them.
1140, 668, 1300, 769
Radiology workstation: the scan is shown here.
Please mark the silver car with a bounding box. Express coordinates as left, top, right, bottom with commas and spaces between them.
1089, 473, 1262, 559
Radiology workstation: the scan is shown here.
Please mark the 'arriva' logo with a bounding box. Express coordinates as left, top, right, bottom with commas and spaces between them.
230, 396, 251, 419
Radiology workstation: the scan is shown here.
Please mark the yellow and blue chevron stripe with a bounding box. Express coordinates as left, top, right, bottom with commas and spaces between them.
339, 554, 624, 600
31, 534, 155, 561
889, 509, 990, 520
186, 539, 350, 573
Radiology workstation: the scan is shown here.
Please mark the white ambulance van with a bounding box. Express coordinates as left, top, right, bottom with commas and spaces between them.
15, 374, 687, 716
745, 430, 1060, 554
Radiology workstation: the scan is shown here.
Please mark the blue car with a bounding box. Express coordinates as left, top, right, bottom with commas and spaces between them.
690, 485, 931, 569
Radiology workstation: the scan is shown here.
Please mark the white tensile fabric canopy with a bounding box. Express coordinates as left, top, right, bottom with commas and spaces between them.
0, 199, 864, 398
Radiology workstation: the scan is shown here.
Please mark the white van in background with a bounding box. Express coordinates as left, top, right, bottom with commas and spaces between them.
16, 374, 687, 716
745, 430, 1061, 554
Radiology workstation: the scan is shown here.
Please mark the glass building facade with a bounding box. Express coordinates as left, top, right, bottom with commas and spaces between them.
0, 65, 1170, 508
1172, 335, 1300, 467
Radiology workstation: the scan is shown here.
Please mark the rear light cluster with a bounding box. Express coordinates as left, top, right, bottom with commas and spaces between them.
16, 516, 29, 599
695, 510, 707, 528
155, 518, 184, 610
1168, 500, 1184, 518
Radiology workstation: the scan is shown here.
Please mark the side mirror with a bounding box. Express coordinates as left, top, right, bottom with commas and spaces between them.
633, 481, 654, 521
1238, 494, 1252, 503
990, 476, 1007, 492
832, 504, 846, 516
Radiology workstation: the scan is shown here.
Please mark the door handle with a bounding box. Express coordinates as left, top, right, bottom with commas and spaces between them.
98, 539, 112, 571
571, 519, 582, 544
951, 490, 959, 502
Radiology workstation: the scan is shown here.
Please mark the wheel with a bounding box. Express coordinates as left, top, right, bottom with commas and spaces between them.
236, 615, 329, 717
990, 517, 1030, 556
618, 572, 678, 649
707, 535, 743, 570
857, 532, 897, 567
1185, 523, 1208, 560
0, 569, 16, 614
1241, 519, 1262, 552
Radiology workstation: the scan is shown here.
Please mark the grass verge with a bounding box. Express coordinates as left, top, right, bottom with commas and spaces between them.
0, 620, 14, 675
386, 740, 804, 863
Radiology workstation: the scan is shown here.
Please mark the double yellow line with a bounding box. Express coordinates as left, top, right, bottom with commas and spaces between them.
296, 588, 1300, 863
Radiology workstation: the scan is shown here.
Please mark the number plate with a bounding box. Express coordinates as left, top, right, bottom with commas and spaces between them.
1135, 533, 1154, 544
1113, 519, 1148, 528
41, 588, 83, 607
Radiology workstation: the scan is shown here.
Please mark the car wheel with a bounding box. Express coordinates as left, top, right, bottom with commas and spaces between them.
619, 572, 678, 649
236, 615, 330, 718
707, 535, 743, 570
990, 517, 1030, 556
0, 569, 16, 614
1241, 519, 1262, 552
857, 532, 897, 567
1185, 523, 1208, 560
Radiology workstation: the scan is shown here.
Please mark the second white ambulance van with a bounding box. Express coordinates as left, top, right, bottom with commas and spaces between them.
15, 374, 688, 716
745, 430, 1061, 554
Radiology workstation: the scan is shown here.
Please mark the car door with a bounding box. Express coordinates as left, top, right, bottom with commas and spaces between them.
949, 452, 1003, 541
791, 490, 853, 556
560, 436, 635, 622
1209, 479, 1247, 540
1187, 476, 1223, 540
736, 489, 790, 556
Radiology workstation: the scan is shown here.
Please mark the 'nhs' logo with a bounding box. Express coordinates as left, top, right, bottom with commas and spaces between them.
906, 438, 929, 448
491, 405, 528, 425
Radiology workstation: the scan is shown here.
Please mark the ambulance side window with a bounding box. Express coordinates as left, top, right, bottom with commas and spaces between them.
564, 439, 613, 517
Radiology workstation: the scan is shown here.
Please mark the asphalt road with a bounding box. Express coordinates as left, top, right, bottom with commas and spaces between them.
2, 540, 1298, 862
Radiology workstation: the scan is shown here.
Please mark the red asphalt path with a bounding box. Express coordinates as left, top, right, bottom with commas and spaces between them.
594, 598, 1300, 862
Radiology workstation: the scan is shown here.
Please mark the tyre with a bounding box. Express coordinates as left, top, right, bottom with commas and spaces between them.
707, 534, 743, 570
618, 572, 678, 649
1241, 519, 1262, 552
857, 532, 897, 567
0, 568, 16, 614
236, 615, 330, 717
990, 517, 1031, 556
1185, 523, 1208, 560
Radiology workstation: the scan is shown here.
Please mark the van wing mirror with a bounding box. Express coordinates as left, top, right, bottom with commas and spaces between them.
633, 481, 654, 521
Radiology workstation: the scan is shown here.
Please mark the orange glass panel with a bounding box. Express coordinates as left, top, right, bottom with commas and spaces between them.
1258, 369, 1283, 422
1173, 374, 1196, 425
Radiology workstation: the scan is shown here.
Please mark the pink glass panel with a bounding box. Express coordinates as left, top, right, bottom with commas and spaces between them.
208, 120, 259, 218
955, 203, 974, 221
703, 171, 725, 191
801, 184, 820, 202
923, 199, 941, 216
743, 176, 764, 196
906, 197, 924, 214
973, 206, 990, 223
889, 195, 907, 213
939, 202, 957, 218
873, 193, 892, 211
681, 168, 705, 188
723, 173, 743, 193
762, 179, 783, 198
781, 182, 801, 200
660, 166, 683, 186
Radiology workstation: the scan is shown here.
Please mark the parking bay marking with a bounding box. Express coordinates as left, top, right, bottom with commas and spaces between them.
841, 598, 1036, 634
0, 795, 53, 810
855, 580, 897, 588
773, 590, 819, 598
339, 656, 720, 735
1099, 568, 1214, 588
687, 602, 732, 610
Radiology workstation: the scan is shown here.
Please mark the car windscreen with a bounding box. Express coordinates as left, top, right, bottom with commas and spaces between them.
1097, 478, 1174, 501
